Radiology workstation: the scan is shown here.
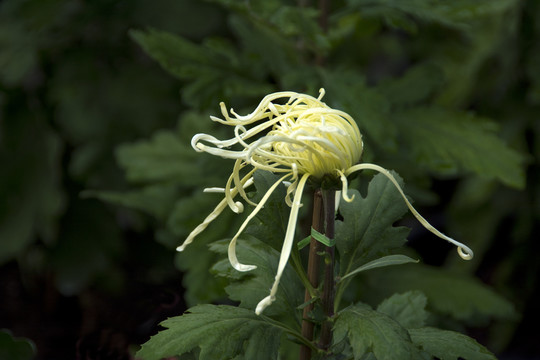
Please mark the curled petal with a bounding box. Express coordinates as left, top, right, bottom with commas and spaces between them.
176, 197, 228, 252
345, 163, 474, 261
337, 170, 355, 202
177, 176, 255, 252
228, 173, 292, 272
255, 173, 310, 314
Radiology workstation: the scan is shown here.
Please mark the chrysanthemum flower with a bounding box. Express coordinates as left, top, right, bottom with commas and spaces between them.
177, 89, 473, 315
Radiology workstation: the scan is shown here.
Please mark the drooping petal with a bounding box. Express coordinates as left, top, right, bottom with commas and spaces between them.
255, 173, 310, 315
176, 197, 229, 252
228, 173, 292, 272
176, 176, 255, 252
337, 169, 355, 202
345, 163, 474, 260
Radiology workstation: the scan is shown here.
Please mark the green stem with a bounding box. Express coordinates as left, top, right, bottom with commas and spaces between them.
333, 277, 350, 314
262, 315, 319, 352
291, 246, 316, 298
319, 189, 336, 351
300, 190, 324, 360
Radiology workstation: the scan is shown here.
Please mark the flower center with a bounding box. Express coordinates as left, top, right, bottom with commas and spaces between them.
263, 108, 363, 179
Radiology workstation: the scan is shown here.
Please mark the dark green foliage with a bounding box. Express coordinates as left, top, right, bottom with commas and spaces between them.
376, 291, 429, 329
333, 303, 423, 360
335, 173, 410, 277
410, 327, 497, 360
1, 0, 537, 358
136, 305, 283, 360
0, 330, 35, 360
211, 237, 303, 320
362, 264, 517, 324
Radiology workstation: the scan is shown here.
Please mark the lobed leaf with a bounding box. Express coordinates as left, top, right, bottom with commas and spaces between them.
410, 327, 497, 360
395, 107, 525, 188
130, 28, 273, 108
376, 291, 429, 329
363, 264, 517, 323
244, 171, 290, 252
321, 69, 395, 152
136, 305, 283, 360
210, 237, 303, 320
348, 0, 518, 31
115, 130, 199, 184
335, 173, 410, 278
333, 303, 422, 360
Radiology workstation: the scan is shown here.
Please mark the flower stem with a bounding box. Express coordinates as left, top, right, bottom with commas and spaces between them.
299, 189, 324, 360
319, 189, 336, 351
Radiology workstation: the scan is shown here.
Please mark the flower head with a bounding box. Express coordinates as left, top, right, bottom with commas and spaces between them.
177, 89, 473, 315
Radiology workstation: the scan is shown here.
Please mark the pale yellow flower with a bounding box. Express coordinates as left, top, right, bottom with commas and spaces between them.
177, 89, 473, 315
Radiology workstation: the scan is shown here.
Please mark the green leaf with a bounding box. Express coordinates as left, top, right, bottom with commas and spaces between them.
130, 28, 273, 108
363, 264, 517, 324
0, 330, 36, 360
340, 254, 418, 282
376, 291, 429, 329
83, 184, 179, 222
335, 173, 410, 277
244, 171, 290, 252
333, 303, 422, 360
210, 237, 303, 320
409, 327, 497, 360
377, 63, 445, 107
136, 305, 283, 360
115, 130, 199, 184
349, 0, 518, 30
0, 115, 64, 265
321, 69, 395, 152
395, 107, 525, 188
0, 21, 38, 85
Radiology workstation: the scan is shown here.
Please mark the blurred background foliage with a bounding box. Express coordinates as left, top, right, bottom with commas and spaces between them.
0, 0, 538, 359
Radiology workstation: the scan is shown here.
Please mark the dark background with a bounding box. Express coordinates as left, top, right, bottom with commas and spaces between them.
1, 0, 539, 359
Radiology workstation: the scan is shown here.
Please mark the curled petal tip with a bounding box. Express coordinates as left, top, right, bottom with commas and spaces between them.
176, 245, 186, 252
458, 247, 474, 260
234, 264, 257, 272
255, 295, 275, 315
232, 201, 244, 213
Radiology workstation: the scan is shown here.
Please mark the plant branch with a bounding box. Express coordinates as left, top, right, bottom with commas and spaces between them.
300, 189, 324, 360
319, 189, 336, 351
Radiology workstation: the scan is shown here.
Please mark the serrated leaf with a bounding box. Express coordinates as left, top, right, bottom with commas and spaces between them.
395, 107, 525, 188
363, 264, 517, 323
130, 28, 273, 108
333, 303, 421, 360
376, 291, 429, 329
321, 69, 395, 152
349, 0, 518, 30
137, 305, 283, 360
409, 327, 497, 360
83, 184, 178, 222
210, 237, 303, 320
335, 173, 411, 277
244, 171, 290, 252
115, 130, 199, 184
378, 63, 445, 107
